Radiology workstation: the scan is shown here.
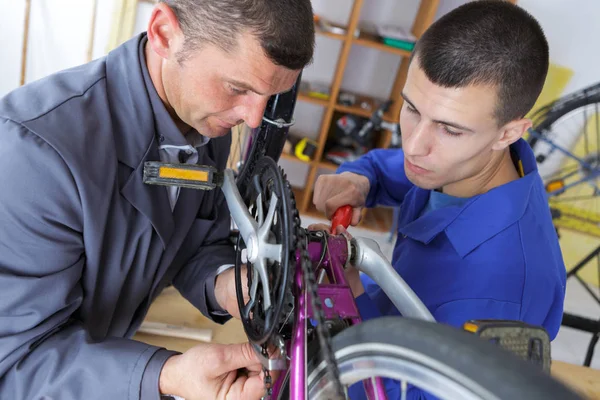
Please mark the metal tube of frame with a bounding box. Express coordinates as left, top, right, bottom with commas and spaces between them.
290, 253, 307, 400
527, 128, 594, 169
307, 235, 389, 399
352, 237, 435, 321
325, 236, 390, 400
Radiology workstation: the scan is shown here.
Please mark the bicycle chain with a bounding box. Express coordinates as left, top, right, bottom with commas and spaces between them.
241, 154, 344, 397
273, 175, 345, 399
241, 159, 295, 345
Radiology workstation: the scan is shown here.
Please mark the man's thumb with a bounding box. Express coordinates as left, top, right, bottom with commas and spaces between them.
217, 342, 261, 374
351, 207, 363, 226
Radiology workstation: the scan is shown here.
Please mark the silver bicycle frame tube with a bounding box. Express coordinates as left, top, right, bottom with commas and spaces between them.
221, 169, 434, 323
352, 237, 435, 321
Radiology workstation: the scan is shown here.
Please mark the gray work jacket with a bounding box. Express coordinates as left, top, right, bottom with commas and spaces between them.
0, 33, 235, 399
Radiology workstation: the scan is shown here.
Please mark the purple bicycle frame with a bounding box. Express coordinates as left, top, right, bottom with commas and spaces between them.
270, 234, 388, 399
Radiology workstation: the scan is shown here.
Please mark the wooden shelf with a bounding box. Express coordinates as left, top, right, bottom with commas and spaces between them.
298, 92, 329, 107
353, 36, 413, 58
289, 0, 440, 234
280, 152, 312, 165
334, 102, 395, 124
315, 28, 347, 41
334, 103, 372, 119
291, 186, 307, 210
318, 160, 339, 171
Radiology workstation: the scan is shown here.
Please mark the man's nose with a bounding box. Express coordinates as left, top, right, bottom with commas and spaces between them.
402, 121, 431, 156
243, 94, 270, 129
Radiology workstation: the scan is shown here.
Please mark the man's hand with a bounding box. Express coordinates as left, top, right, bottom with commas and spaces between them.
313, 172, 370, 226
159, 342, 268, 400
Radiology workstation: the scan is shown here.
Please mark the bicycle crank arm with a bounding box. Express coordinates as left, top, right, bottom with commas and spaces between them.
143, 161, 222, 190
351, 237, 435, 322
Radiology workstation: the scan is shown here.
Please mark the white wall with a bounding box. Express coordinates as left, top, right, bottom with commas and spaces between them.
517, 0, 600, 96
3, 1, 597, 96
1, 0, 598, 114
2, 0, 596, 189
433, 0, 600, 97
0, 0, 119, 96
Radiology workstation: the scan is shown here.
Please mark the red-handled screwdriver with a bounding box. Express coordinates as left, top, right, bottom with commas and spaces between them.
330, 205, 353, 232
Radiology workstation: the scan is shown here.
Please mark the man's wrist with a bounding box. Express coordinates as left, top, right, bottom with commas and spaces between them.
159, 354, 180, 396
351, 280, 365, 298
213, 264, 235, 312
213, 273, 227, 313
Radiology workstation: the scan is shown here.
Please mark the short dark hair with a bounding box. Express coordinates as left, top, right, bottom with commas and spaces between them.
161, 0, 315, 70
412, 0, 549, 126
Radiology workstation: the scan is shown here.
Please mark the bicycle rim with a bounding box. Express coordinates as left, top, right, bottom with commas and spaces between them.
534, 102, 600, 219
534, 104, 600, 177
306, 317, 581, 400
308, 344, 497, 400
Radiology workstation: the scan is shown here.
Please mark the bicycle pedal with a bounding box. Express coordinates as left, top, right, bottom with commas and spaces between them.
463, 320, 551, 373
143, 161, 222, 190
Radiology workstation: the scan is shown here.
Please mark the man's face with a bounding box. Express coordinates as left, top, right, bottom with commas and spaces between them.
162, 31, 300, 138
399, 58, 506, 192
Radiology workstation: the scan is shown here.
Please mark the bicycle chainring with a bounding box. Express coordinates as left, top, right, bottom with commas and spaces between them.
235, 155, 344, 398
234, 156, 295, 345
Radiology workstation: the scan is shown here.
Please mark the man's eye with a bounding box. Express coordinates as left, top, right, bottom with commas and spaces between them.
406, 105, 418, 114
228, 85, 247, 95
443, 126, 463, 137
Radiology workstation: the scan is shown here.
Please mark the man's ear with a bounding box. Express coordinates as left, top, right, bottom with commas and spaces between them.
146, 3, 183, 60
491, 118, 532, 151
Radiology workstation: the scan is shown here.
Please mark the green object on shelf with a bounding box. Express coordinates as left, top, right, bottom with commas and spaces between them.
382, 37, 415, 52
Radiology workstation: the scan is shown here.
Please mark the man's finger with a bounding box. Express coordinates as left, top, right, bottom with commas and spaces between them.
307, 223, 330, 233
234, 374, 266, 400
324, 197, 344, 219
351, 208, 362, 226
335, 225, 346, 235
215, 342, 261, 375
245, 363, 263, 373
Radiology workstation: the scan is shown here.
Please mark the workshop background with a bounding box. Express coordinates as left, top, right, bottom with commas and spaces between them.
1, 0, 600, 398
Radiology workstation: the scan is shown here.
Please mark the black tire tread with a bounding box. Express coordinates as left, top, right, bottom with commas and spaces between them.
310, 317, 582, 400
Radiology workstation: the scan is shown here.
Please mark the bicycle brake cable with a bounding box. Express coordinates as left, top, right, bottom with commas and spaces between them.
285, 179, 346, 399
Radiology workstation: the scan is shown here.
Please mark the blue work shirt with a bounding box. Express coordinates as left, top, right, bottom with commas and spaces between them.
337, 139, 566, 399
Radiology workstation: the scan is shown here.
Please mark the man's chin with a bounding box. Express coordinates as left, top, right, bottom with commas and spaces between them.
405, 172, 439, 190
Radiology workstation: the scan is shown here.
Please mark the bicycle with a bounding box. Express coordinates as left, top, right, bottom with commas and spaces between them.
143, 76, 582, 399
527, 81, 600, 367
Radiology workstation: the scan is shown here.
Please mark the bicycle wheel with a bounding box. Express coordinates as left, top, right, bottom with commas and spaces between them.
305, 317, 581, 400
528, 83, 600, 209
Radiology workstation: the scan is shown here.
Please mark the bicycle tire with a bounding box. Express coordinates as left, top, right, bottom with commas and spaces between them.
304, 317, 581, 400
529, 83, 600, 150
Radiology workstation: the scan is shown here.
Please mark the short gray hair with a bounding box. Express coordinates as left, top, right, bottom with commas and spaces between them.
160, 0, 315, 69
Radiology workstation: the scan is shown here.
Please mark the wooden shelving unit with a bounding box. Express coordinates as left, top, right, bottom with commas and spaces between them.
318, 160, 338, 171
282, 0, 441, 232
353, 36, 413, 58
314, 26, 346, 41
297, 92, 329, 107
133, 0, 445, 232
280, 152, 311, 166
